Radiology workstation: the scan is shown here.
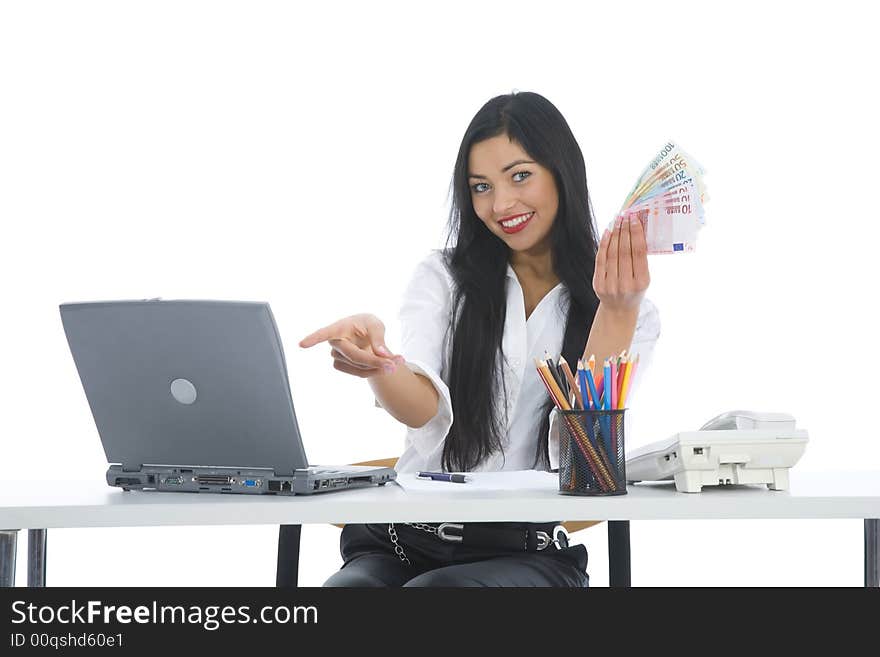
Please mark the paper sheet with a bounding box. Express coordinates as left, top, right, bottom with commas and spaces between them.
394, 470, 558, 493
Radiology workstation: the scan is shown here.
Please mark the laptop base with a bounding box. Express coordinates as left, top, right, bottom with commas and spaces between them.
106, 464, 396, 496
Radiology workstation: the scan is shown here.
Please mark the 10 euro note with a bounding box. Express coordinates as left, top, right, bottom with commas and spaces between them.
616, 141, 709, 254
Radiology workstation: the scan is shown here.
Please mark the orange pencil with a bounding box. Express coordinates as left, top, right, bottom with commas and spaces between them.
535, 359, 567, 408
616, 354, 628, 407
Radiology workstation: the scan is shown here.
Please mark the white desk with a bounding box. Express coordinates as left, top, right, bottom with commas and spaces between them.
1, 470, 878, 587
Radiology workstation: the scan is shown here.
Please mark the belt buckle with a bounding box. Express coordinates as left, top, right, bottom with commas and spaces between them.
437, 522, 464, 543
536, 525, 570, 551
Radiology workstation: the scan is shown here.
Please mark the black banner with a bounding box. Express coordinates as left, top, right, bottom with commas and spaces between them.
0, 587, 874, 651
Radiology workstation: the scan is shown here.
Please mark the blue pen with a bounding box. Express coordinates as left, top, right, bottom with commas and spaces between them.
417, 471, 468, 484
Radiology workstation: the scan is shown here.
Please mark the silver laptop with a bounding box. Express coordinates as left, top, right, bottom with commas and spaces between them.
59, 299, 396, 495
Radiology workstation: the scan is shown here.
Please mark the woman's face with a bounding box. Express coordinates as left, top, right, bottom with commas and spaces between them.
468, 134, 559, 256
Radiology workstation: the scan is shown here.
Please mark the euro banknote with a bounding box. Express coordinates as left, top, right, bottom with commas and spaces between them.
615, 141, 709, 254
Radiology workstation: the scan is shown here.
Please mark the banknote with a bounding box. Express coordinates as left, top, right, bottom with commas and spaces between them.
615, 141, 709, 254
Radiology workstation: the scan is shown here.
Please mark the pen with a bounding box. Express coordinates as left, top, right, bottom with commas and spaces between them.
417, 471, 468, 483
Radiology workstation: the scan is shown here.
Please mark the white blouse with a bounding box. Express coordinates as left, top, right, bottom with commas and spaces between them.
393, 250, 661, 474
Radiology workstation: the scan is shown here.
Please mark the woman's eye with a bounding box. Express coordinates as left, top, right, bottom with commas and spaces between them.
471, 171, 530, 194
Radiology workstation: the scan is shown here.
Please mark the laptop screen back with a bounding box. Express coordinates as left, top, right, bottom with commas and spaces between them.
60, 300, 308, 476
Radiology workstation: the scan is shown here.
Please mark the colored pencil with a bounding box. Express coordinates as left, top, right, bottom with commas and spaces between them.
619, 353, 640, 408
601, 359, 613, 455
577, 360, 591, 410
616, 355, 628, 408
559, 356, 584, 410
535, 358, 566, 408
611, 356, 619, 410
618, 357, 632, 410
603, 359, 612, 411
544, 351, 567, 400
534, 359, 615, 491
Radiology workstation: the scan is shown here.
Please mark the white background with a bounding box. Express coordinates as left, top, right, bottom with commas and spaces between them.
1, 0, 877, 587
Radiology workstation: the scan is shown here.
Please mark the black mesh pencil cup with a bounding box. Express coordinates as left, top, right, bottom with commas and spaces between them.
557, 408, 627, 496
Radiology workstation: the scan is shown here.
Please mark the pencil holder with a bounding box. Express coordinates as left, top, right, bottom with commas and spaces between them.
556, 408, 627, 496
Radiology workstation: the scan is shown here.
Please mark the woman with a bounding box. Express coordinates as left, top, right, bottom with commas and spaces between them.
300, 91, 660, 586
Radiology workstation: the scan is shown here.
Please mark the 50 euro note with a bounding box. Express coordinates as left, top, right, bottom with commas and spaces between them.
614, 141, 709, 253
622, 141, 707, 209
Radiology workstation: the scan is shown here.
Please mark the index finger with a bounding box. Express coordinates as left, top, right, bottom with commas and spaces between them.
299, 321, 345, 348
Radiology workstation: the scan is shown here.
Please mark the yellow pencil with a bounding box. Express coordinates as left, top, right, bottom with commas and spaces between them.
619, 353, 639, 408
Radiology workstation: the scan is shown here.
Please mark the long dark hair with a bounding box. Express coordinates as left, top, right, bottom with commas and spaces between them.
441, 91, 601, 472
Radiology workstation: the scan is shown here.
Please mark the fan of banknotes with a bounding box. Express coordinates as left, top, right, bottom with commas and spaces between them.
615, 141, 709, 254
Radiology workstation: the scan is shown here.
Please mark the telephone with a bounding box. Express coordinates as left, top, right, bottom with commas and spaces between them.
699, 410, 797, 432
625, 410, 808, 493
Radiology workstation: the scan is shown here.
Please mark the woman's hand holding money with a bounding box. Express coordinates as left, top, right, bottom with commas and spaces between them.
592, 214, 651, 315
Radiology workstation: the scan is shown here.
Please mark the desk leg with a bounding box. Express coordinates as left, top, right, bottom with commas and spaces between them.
607, 520, 631, 588
276, 525, 301, 587
0, 529, 19, 587
866, 519, 879, 588
28, 529, 47, 587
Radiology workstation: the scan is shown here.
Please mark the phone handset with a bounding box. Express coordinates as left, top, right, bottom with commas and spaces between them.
699, 410, 797, 431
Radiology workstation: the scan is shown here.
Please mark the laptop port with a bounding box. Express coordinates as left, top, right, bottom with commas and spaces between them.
268, 480, 282, 492
114, 477, 142, 486
195, 475, 234, 485
243, 479, 257, 487
162, 476, 184, 485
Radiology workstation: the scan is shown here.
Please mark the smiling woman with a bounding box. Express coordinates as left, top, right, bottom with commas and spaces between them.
298, 91, 661, 587
468, 141, 558, 246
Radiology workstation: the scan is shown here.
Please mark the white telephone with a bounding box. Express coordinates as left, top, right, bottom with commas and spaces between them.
625, 410, 808, 493
699, 410, 797, 432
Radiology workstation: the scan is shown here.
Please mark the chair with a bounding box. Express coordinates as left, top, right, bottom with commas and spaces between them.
275, 458, 631, 587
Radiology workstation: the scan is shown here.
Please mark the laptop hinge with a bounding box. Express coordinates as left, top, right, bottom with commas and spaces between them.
121, 462, 142, 473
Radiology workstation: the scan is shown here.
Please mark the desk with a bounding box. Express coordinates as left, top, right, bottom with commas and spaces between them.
1, 471, 878, 587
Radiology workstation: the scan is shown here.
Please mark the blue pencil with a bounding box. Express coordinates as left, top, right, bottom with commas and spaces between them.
584, 367, 601, 414
602, 359, 613, 454
577, 361, 590, 410
575, 360, 600, 457
603, 359, 612, 411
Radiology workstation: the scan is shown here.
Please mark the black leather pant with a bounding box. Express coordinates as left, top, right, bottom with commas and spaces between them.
323, 522, 589, 587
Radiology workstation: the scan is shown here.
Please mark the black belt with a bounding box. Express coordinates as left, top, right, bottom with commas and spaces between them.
405, 522, 570, 552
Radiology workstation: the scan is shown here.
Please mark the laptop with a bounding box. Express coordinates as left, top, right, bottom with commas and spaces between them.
59, 299, 397, 495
